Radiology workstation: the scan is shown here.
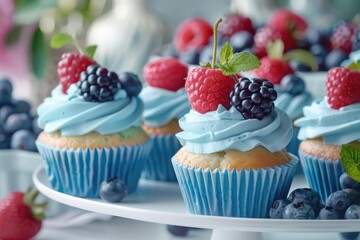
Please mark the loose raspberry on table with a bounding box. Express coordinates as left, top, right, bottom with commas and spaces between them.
326, 67, 360, 109
143, 57, 188, 91
229, 77, 277, 120
269, 9, 308, 35
185, 67, 234, 114
58, 53, 96, 94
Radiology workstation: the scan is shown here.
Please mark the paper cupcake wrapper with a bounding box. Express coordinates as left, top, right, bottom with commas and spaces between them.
299, 151, 344, 203
36, 140, 152, 198
286, 127, 300, 157
142, 135, 181, 182
172, 154, 299, 218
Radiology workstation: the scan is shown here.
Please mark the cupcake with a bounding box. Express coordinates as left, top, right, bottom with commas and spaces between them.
294, 64, 360, 202
36, 39, 151, 198
140, 57, 190, 182
172, 24, 299, 218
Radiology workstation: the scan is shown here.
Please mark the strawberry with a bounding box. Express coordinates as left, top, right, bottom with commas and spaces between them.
173, 18, 213, 52
58, 53, 96, 93
330, 20, 356, 54
0, 188, 46, 240
218, 13, 255, 37
50, 33, 98, 94
143, 57, 188, 91
253, 25, 297, 58
254, 57, 294, 84
326, 66, 360, 109
185, 18, 260, 114
268, 9, 308, 36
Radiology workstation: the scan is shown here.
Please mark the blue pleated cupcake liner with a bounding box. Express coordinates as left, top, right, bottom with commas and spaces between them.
142, 135, 181, 182
172, 154, 299, 218
36, 140, 152, 198
299, 151, 344, 203
286, 127, 302, 174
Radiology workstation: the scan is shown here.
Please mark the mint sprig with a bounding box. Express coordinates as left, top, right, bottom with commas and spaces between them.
340, 144, 360, 182
348, 60, 360, 71
200, 19, 260, 77
50, 33, 97, 59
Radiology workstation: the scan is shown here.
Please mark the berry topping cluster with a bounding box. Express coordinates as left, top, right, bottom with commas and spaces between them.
51, 33, 142, 102
229, 77, 277, 120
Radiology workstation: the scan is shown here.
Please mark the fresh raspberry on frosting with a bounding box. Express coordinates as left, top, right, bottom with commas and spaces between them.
326, 67, 360, 109
253, 57, 294, 84
143, 57, 188, 91
185, 68, 234, 113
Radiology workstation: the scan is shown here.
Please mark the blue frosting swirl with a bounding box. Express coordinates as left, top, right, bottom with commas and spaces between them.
176, 106, 293, 154
139, 86, 190, 126
294, 99, 360, 144
275, 92, 313, 119
37, 84, 143, 136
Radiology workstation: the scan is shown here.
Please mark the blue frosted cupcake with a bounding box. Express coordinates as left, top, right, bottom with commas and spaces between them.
36, 65, 152, 198
140, 57, 190, 182
295, 97, 360, 203
172, 72, 299, 218
274, 74, 313, 160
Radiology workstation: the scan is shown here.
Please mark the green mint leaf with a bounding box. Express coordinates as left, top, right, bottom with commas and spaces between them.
219, 42, 233, 65
219, 63, 235, 76
348, 62, 358, 70
85, 45, 97, 59
50, 33, 74, 49
283, 49, 318, 71
340, 144, 360, 182
226, 52, 260, 74
200, 62, 212, 68
267, 39, 284, 60
31, 27, 48, 80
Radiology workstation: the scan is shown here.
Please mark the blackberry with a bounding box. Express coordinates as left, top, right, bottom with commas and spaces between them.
229, 77, 277, 120
77, 65, 122, 102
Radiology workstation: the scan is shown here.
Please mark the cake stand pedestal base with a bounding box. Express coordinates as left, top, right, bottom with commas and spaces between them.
211, 230, 262, 240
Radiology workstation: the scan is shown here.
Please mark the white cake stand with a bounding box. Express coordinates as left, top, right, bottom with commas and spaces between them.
33, 166, 360, 240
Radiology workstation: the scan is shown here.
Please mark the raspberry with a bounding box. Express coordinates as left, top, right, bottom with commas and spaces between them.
77, 65, 122, 102
218, 13, 254, 37
143, 57, 188, 91
58, 53, 96, 94
253, 57, 294, 84
269, 9, 308, 35
326, 67, 360, 109
229, 77, 277, 120
330, 20, 356, 54
185, 67, 234, 113
173, 18, 213, 52
253, 25, 297, 58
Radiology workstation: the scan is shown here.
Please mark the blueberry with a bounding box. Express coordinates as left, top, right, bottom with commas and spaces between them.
10, 129, 37, 152
229, 31, 254, 53
310, 44, 328, 59
306, 28, 330, 46
4, 113, 32, 134
155, 44, 179, 58
340, 232, 360, 240
319, 206, 344, 219
13, 100, 31, 114
326, 190, 352, 211
99, 178, 128, 202
343, 189, 360, 205
118, 72, 142, 97
325, 50, 347, 69
283, 202, 316, 219
0, 125, 10, 149
287, 188, 323, 213
0, 105, 16, 124
179, 50, 200, 65
199, 45, 218, 64
0, 77, 13, 105
290, 60, 311, 72
32, 116, 42, 136
279, 74, 306, 96
340, 173, 360, 190
167, 225, 190, 236
344, 204, 360, 219
269, 199, 290, 219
